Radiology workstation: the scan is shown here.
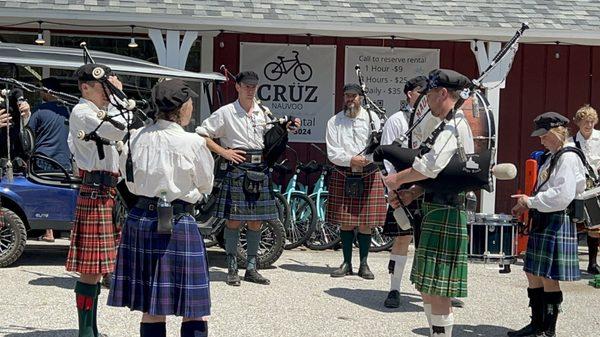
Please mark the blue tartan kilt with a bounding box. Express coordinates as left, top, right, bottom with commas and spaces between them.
214, 164, 278, 221
107, 206, 211, 318
524, 212, 580, 281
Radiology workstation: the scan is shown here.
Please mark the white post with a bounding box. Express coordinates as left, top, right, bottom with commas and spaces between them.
148, 29, 198, 70
199, 32, 217, 122
470, 41, 505, 214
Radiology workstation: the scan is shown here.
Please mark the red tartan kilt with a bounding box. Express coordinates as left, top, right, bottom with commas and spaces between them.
326, 168, 387, 227
66, 184, 118, 275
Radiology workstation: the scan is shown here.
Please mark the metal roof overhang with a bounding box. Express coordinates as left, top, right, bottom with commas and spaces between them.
0, 42, 226, 82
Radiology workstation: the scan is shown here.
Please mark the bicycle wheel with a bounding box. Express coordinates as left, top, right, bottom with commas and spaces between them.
274, 192, 290, 230
294, 62, 313, 82
264, 62, 283, 81
284, 192, 317, 249
369, 227, 394, 252
305, 193, 341, 250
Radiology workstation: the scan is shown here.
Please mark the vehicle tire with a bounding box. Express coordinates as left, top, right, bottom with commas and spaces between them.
0, 208, 27, 268
305, 193, 341, 250
284, 192, 316, 250
274, 192, 291, 235
237, 218, 285, 269
294, 63, 313, 82
369, 227, 394, 252
204, 235, 218, 248
264, 62, 283, 81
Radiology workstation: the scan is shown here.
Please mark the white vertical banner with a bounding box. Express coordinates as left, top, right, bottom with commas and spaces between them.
344, 46, 440, 115
240, 42, 336, 143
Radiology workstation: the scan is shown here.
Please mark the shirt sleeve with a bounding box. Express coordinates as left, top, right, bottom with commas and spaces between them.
195, 108, 225, 139
529, 152, 582, 212
192, 137, 215, 194
412, 124, 458, 179
83, 105, 129, 141
326, 116, 352, 167
381, 114, 406, 174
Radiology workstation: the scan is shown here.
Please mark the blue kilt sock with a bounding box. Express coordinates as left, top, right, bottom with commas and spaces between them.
246, 229, 261, 270
224, 227, 240, 256
140, 322, 166, 337
181, 320, 208, 337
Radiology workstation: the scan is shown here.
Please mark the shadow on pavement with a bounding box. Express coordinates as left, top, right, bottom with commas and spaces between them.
7, 243, 69, 268
413, 324, 511, 336
1, 326, 77, 337
325, 288, 422, 313
27, 272, 78, 290
278, 262, 333, 275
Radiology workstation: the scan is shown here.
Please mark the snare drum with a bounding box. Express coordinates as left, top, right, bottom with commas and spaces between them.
467, 213, 519, 266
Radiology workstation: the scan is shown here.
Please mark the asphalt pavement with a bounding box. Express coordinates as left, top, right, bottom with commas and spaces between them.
1, 239, 599, 337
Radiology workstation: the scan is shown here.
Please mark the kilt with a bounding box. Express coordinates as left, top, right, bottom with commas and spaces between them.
107, 207, 211, 318
214, 163, 278, 221
65, 184, 118, 275
410, 201, 468, 298
326, 167, 387, 227
524, 212, 580, 281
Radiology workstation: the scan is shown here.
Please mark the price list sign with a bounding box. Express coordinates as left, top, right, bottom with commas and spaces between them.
345, 46, 439, 116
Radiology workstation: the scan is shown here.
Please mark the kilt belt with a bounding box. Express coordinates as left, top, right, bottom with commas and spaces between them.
135, 196, 195, 215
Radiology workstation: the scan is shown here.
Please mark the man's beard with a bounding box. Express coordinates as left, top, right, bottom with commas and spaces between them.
345, 103, 360, 117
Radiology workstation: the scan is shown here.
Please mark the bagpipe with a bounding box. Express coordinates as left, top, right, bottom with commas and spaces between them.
77, 42, 152, 182
219, 65, 298, 166
354, 65, 388, 156
372, 23, 529, 194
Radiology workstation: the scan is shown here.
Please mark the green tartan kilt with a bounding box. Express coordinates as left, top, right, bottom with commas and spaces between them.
410, 201, 469, 298
214, 164, 279, 221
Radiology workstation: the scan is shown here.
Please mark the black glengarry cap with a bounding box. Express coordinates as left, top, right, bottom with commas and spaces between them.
236, 71, 259, 85
404, 76, 427, 95
343, 83, 362, 95
152, 79, 198, 112
75, 63, 112, 82
531, 111, 570, 137
423, 69, 471, 93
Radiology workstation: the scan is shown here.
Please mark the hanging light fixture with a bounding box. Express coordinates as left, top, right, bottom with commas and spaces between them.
128, 25, 138, 48
390, 35, 395, 51
554, 41, 560, 59
306, 33, 312, 50
35, 21, 45, 45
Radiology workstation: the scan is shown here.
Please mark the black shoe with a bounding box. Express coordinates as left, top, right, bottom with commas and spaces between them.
383, 290, 400, 308
357, 263, 375, 280
451, 298, 464, 308
330, 262, 353, 277
244, 269, 270, 285
507, 323, 538, 337
226, 270, 241, 286
587, 263, 600, 275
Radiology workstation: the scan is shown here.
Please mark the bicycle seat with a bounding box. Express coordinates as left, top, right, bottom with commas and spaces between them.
298, 160, 321, 174
272, 162, 293, 174
277, 56, 285, 60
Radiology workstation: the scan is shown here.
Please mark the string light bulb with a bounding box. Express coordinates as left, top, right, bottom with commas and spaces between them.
128, 25, 138, 48
34, 21, 45, 45
306, 33, 312, 51
554, 41, 560, 59
390, 35, 395, 51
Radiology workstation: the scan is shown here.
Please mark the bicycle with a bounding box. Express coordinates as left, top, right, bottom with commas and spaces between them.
264, 50, 313, 82
272, 147, 317, 249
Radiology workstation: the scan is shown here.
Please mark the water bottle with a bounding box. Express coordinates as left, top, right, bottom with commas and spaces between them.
157, 191, 173, 234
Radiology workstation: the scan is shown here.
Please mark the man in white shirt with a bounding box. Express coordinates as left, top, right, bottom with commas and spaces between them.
380, 76, 426, 308
326, 83, 388, 280
569, 105, 600, 275
197, 71, 298, 287
65, 64, 130, 337
383, 69, 475, 337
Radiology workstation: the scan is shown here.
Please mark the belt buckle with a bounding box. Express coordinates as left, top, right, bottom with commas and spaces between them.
90, 191, 98, 200
148, 204, 155, 211
251, 154, 262, 164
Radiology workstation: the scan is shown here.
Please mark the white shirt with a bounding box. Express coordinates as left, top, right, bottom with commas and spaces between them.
411, 106, 441, 149
528, 145, 587, 212
326, 107, 382, 167
121, 119, 214, 204
569, 129, 600, 172
412, 110, 475, 179
380, 110, 409, 173
67, 98, 129, 173
195, 100, 270, 150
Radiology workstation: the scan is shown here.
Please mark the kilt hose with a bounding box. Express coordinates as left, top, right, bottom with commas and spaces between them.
326, 167, 387, 227
66, 183, 118, 275
410, 201, 468, 298
214, 163, 278, 222
108, 207, 211, 318
524, 212, 580, 281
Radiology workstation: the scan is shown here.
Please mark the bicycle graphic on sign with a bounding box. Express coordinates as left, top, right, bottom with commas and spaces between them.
264, 50, 313, 82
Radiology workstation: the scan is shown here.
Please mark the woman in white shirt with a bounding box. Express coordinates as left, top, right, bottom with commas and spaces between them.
108, 79, 214, 337
511, 112, 586, 337
569, 105, 600, 275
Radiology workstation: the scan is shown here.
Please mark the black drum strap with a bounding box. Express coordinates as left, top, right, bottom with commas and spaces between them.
534, 146, 598, 195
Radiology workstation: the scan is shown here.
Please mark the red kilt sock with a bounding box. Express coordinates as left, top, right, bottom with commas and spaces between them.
140, 322, 166, 337
74, 281, 98, 337
181, 321, 208, 337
